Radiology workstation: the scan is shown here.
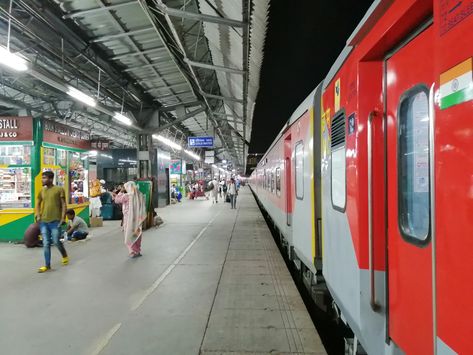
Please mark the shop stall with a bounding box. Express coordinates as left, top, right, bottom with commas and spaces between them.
0, 117, 91, 242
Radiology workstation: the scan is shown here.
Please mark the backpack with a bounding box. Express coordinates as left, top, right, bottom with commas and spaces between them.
223, 185, 227, 192
208, 182, 214, 190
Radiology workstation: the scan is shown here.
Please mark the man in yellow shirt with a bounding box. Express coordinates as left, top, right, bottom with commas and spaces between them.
35, 171, 69, 273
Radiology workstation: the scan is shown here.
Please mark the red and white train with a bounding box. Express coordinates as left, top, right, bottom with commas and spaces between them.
249, 0, 472, 354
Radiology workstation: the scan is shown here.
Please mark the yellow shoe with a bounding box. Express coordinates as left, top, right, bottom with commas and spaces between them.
38, 266, 50, 273
62, 256, 69, 265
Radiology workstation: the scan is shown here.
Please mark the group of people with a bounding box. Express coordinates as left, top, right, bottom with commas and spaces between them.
35, 171, 147, 273
208, 177, 239, 209
34, 169, 241, 273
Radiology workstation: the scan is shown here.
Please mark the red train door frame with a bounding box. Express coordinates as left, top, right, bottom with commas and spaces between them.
385, 23, 435, 354
284, 134, 292, 226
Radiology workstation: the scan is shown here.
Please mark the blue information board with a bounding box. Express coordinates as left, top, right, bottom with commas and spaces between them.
188, 136, 214, 148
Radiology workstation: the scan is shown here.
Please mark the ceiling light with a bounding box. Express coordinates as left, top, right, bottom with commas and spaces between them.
0, 46, 28, 71
114, 112, 132, 126
184, 149, 200, 161
152, 134, 182, 151
67, 86, 97, 107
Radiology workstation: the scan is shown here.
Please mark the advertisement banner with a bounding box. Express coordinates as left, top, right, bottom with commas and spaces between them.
170, 160, 182, 174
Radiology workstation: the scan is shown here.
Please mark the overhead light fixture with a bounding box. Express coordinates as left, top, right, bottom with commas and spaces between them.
184, 149, 200, 161
114, 112, 132, 126
67, 86, 97, 107
0, 46, 28, 71
152, 134, 182, 151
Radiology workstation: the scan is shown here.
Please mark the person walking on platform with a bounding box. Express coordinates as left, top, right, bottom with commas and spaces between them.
228, 178, 238, 209
35, 171, 69, 273
115, 181, 147, 258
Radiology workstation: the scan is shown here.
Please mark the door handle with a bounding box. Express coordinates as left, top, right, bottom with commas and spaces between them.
368, 110, 381, 312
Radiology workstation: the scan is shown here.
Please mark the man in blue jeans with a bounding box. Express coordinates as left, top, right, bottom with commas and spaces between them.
35, 171, 69, 273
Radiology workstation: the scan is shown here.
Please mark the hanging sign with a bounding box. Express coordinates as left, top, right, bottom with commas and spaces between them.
91, 140, 110, 150
188, 136, 214, 148
0, 116, 33, 141
42, 119, 91, 150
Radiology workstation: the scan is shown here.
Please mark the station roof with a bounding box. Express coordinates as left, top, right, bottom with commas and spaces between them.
0, 0, 270, 171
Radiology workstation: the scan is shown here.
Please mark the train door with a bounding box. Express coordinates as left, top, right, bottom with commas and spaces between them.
284, 134, 292, 226
385, 25, 434, 354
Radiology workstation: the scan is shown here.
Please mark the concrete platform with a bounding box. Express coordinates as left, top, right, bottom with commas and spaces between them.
0, 187, 325, 355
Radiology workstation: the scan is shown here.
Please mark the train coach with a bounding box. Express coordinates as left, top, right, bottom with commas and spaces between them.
249, 0, 472, 354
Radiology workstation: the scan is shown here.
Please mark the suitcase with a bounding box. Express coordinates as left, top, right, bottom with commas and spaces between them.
101, 204, 114, 220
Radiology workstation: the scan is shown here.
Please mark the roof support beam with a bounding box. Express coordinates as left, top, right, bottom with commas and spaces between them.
125, 61, 174, 72
90, 27, 154, 43
152, 107, 206, 133
184, 59, 245, 75
212, 112, 243, 120
159, 100, 202, 111
155, 4, 245, 28
202, 93, 244, 103
110, 47, 166, 61
63, 1, 138, 19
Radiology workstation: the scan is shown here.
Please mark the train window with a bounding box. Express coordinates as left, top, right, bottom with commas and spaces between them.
295, 141, 304, 200
270, 170, 274, 193
276, 167, 281, 196
398, 86, 430, 243
331, 111, 346, 211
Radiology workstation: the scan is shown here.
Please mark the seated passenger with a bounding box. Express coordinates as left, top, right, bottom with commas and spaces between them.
65, 209, 89, 241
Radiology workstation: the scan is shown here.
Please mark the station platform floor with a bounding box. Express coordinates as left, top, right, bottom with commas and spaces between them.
0, 187, 325, 355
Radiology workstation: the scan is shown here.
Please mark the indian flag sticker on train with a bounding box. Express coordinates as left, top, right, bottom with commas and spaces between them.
439, 58, 473, 109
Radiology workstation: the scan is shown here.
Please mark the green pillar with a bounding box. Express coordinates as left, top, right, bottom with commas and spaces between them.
31, 118, 42, 207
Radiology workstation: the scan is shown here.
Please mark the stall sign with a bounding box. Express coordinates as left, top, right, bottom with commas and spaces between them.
43, 119, 91, 149
0, 116, 33, 141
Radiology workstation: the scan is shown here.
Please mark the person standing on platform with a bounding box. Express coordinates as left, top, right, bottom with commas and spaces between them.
35, 171, 69, 273
228, 178, 238, 209
115, 181, 147, 258
210, 177, 219, 203
222, 180, 228, 202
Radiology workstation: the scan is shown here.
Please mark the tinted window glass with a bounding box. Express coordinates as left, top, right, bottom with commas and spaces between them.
398, 88, 430, 241
295, 142, 304, 199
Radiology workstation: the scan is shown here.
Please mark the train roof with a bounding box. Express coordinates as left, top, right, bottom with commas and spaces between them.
323, 0, 391, 90
256, 0, 391, 169
257, 82, 322, 166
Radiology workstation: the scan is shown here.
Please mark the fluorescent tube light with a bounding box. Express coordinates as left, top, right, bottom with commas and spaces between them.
184, 149, 200, 161
152, 134, 182, 151
67, 86, 97, 107
0, 46, 28, 71
114, 112, 132, 126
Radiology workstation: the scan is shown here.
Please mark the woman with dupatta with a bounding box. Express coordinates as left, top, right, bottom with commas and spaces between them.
114, 181, 147, 258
